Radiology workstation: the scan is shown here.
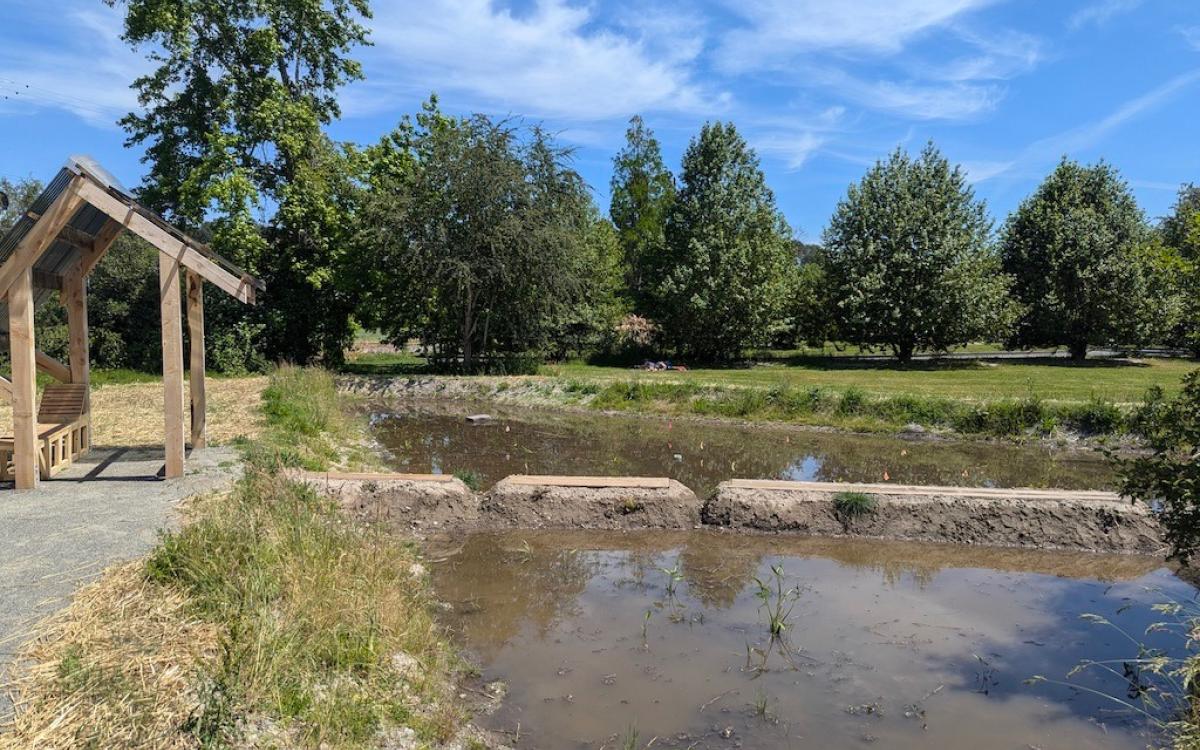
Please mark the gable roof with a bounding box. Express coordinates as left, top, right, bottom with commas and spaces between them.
0, 156, 264, 331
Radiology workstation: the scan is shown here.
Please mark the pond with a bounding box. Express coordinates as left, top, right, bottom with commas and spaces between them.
430, 530, 1194, 750
369, 400, 1114, 495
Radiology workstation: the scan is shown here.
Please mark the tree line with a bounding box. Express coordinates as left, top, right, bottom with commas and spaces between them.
2, 0, 1198, 371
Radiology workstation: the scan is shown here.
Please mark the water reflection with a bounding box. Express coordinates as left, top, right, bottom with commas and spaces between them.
371, 400, 1114, 495
429, 530, 1186, 749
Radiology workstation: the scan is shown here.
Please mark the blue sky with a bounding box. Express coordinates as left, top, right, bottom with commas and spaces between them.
1, 0, 1198, 241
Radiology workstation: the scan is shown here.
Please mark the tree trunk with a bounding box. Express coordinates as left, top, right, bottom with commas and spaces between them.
1069, 340, 1088, 361
895, 341, 915, 363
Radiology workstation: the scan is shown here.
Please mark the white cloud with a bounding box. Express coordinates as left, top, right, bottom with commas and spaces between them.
753, 106, 847, 170
711, 0, 1029, 122
362, 0, 721, 122
1030, 69, 1200, 155
716, 0, 997, 68
1181, 26, 1200, 51
0, 5, 142, 128
1068, 0, 1144, 30
960, 159, 1015, 183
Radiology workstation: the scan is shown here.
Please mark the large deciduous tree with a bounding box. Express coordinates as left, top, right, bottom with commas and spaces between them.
1000, 158, 1150, 360
655, 122, 792, 361
823, 144, 1015, 362
109, 0, 371, 366
359, 106, 598, 372
610, 116, 674, 313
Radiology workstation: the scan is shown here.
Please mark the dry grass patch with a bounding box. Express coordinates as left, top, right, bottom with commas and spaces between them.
0, 376, 267, 448
0, 561, 221, 750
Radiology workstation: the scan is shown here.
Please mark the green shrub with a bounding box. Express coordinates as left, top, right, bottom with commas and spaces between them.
837, 387, 867, 415
833, 491, 877, 521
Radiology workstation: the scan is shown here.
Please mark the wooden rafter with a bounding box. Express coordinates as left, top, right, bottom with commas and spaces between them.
0, 176, 85, 299
76, 179, 256, 304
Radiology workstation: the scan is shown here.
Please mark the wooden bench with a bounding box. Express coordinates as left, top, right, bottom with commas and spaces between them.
0, 383, 90, 481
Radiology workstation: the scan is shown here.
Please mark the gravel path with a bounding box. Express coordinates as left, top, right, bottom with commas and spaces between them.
0, 446, 241, 714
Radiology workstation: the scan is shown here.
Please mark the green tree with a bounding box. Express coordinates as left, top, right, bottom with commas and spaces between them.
0, 177, 43, 235
549, 214, 629, 359
359, 107, 598, 371
655, 122, 792, 361
109, 0, 371, 365
1156, 184, 1200, 356
1119, 371, 1200, 562
784, 244, 836, 348
1161, 183, 1200, 260
1000, 158, 1150, 360
610, 116, 674, 312
823, 144, 1015, 362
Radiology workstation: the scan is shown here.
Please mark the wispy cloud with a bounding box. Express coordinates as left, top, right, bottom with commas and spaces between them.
715, 0, 998, 67
1030, 68, 1200, 155
1180, 26, 1200, 51
753, 106, 847, 169
361, 0, 722, 122
969, 68, 1200, 184
1068, 0, 1144, 30
712, 0, 1030, 122
0, 5, 142, 127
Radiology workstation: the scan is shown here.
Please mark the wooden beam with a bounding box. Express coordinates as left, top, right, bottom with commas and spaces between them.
185, 270, 206, 449
505, 475, 671, 489
79, 219, 124, 279
0, 176, 84, 299
160, 251, 185, 478
76, 179, 256, 304
57, 225, 95, 252
9, 268, 38, 489
34, 350, 72, 383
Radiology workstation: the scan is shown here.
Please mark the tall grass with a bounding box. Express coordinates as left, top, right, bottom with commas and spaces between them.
1, 366, 465, 748
588, 379, 1142, 439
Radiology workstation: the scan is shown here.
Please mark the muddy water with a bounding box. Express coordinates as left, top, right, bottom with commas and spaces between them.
430, 531, 1191, 749
370, 401, 1113, 494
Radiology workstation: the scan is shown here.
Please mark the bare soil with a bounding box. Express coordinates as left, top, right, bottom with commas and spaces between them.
705, 481, 1164, 554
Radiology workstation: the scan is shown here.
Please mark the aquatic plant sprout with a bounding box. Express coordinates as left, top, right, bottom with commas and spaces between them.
753, 564, 802, 637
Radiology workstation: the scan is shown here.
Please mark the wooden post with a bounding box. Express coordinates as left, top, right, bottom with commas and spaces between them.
160, 252, 185, 478
9, 268, 38, 489
64, 275, 89, 384
185, 270, 206, 449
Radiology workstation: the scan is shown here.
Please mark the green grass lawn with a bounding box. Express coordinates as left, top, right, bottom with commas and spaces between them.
541, 357, 1196, 404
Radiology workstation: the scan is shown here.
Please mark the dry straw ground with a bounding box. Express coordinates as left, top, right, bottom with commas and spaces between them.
0, 376, 267, 447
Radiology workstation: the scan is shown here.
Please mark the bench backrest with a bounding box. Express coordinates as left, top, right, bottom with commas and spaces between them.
38, 383, 87, 424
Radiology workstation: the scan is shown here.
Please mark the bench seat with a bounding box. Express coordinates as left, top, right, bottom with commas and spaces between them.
0, 384, 90, 481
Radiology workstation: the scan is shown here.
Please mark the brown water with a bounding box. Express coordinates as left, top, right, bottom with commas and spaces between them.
370, 401, 1113, 494
430, 531, 1192, 749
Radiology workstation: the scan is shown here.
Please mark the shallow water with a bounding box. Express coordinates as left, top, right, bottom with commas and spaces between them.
429, 531, 1193, 749
370, 401, 1113, 494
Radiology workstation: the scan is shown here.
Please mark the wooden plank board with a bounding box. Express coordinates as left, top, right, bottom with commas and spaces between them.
159, 252, 185, 478
77, 179, 256, 304
186, 270, 206, 449
297, 471, 456, 483
9, 268, 37, 489
725, 479, 1120, 501
506, 475, 671, 489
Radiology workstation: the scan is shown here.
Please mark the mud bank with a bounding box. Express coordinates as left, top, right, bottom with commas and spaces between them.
294, 471, 481, 530
482, 475, 701, 529
292, 471, 1164, 554
706, 480, 1164, 554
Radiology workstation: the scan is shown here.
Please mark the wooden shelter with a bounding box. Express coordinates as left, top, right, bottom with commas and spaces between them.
0, 156, 263, 489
